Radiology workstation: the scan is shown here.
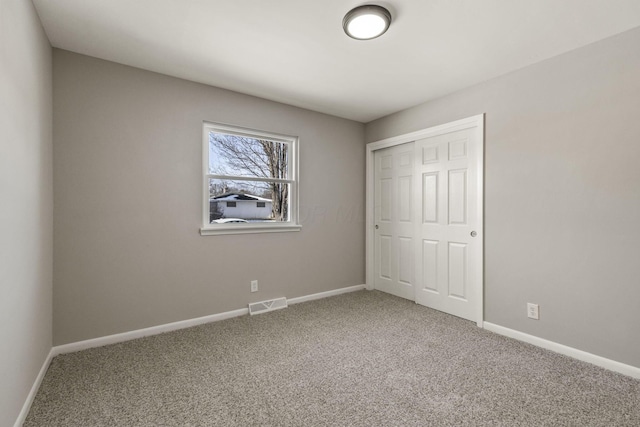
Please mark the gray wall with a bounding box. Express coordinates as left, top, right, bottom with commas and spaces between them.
366, 28, 640, 368
53, 50, 365, 345
0, 0, 53, 425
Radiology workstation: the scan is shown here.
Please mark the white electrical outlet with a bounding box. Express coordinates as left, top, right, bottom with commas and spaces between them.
527, 303, 539, 320
250, 280, 258, 293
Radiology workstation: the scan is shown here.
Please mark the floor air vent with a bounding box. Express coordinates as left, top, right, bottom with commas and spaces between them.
248, 297, 288, 315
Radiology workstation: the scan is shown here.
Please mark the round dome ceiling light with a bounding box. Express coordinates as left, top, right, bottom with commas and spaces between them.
343, 5, 392, 40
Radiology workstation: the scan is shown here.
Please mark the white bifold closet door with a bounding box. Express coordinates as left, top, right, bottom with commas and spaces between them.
373, 143, 415, 301
413, 127, 480, 322
373, 124, 481, 323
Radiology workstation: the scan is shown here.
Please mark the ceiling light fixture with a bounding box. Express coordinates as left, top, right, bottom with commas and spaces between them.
343, 5, 392, 40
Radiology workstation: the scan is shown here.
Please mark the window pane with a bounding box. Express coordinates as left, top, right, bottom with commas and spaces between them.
208, 132, 289, 179
208, 178, 289, 223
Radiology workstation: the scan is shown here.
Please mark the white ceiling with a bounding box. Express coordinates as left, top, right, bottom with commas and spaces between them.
32, 0, 640, 123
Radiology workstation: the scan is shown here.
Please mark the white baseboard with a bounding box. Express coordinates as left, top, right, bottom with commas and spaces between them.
52, 284, 366, 357
483, 322, 640, 380
14, 348, 54, 427
287, 284, 366, 305
52, 307, 249, 356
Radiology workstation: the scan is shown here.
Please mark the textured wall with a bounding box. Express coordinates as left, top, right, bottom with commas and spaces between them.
53, 50, 365, 345
0, 0, 53, 425
365, 28, 640, 368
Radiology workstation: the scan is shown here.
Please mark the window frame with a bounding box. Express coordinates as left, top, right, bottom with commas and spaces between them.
200, 121, 301, 236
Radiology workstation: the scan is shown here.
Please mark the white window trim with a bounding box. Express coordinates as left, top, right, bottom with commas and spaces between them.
200, 121, 301, 236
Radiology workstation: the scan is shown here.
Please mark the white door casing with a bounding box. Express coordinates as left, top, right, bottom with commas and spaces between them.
365, 115, 484, 326
373, 143, 415, 300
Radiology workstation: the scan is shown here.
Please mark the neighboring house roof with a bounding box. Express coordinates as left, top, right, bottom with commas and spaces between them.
211, 193, 271, 202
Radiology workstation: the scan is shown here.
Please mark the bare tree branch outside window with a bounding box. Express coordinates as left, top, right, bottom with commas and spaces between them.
209, 133, 289, 221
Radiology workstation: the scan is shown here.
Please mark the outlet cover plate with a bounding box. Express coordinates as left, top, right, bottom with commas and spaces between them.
527, 303, 539, 320
251, 280, 258, 293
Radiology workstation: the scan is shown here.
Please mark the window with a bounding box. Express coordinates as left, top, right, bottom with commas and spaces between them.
201, 122, 301, 235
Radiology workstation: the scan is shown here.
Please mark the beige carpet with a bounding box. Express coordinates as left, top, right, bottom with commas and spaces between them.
25, 290, 640, 426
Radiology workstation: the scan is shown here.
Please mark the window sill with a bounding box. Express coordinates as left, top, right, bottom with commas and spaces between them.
200, 224, 302, 236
